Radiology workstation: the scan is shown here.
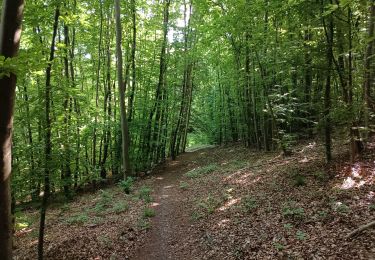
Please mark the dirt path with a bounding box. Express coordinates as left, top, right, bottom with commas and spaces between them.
133, 150, 205, 260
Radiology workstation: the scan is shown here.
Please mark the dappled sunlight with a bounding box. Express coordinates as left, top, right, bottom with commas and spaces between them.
299, 157, 310, 163
163, 185, 174, 189
15, 227, 34, 237
156, 177, 164, 180
224, 170, 263, 187
337, 163, 375, 190
151, 202, 160, 207
218, 198, 240, 212
217, 219, 230, 228
169, 161, 181, 166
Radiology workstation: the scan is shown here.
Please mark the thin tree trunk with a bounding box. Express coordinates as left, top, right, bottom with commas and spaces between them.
93, 0, 103, 176
115, 0, 132, 178
38, 7, 59, 260
322, 0, 334, 162
128, 0, 137, 122
364, 0, 375, 141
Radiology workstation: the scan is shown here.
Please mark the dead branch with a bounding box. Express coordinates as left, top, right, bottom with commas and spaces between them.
346, 220, 375, 239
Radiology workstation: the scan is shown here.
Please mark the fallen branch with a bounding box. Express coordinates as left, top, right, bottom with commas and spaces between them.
346, 220, 375, 239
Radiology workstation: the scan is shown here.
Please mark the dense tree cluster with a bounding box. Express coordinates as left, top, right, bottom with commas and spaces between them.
6, 0, 374, 204
0, 0, 374, 258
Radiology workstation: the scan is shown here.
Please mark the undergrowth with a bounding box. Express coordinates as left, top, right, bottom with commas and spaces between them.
186, 164, 219, 178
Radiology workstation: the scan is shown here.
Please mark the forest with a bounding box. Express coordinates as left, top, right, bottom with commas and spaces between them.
0, 0, 374, 259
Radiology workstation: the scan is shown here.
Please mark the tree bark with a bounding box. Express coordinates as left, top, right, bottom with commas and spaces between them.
364, 0, 375, 141
38, 7, 59, 260
115, 0, 132, 178
0, 1, 25, 259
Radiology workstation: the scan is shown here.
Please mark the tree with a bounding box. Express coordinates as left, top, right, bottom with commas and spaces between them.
115, 0, 132, 178
0, 1, 25, 259
38, 6, 60, 260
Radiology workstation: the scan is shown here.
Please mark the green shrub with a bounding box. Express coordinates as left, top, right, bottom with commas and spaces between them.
273, 242, 285, 251
93, 190, 113, 213
197, 195, 220, 214
296, 230, 308, 240
119, 177, 135, 194
191, 211, 204, 221
290, 172, 306, 187
334, 202, 351, 214
282, 202, 305, 219
283, 223, 293, 230
185, 164, 218, 178
138, 219, 151, 230
179, 181, 189, 190
66, 213, 89, 225
143, 208, 156, 218
138, 186, 152, 203
111, 201, 129, 214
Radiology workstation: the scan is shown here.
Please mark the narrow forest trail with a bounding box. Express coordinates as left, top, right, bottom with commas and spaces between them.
133, 149, 208, 260
13, 142, 375, 259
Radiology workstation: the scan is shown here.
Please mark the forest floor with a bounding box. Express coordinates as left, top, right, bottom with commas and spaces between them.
14, 140, 375, 259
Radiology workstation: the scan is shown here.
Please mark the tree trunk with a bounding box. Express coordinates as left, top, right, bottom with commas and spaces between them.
38, 7, 59, 260
0, 1, 24, 259
322, 0, 334, 162
128, 0, 137, 122
364, 0, 375, 142
115, 0, 132, 178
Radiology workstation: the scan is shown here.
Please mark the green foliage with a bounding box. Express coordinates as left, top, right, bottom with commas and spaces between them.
296, 230, 308, 241
196, 195, 221, 216
369, 204, 375, 211
93, 190, 113, 213
185, 164, 219, 178
119, 177, 135, 194
313, 171, 328, 182
14, 212, 37, 231
138, 186, 152, 203
137, 219, 151, 230
278, 132, 297, 155
66, 213, 89, 225
143, 208, 156, 218
273, 242, 285, 251
282, 202, 305, 220
111, 201, 129, 214
290, 172, 306, 187
334, 202, 351, 215
241, 196, 258, 212
191, 211, 203, 221
283, 223, 293, 230
316, 210, 329, 220
179, 181, 189, 190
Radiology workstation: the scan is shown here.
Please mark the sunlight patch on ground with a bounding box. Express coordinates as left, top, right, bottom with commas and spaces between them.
151, 202, 160, 207
338, 163, 375, 190
218, 198, 240, 212
163, 185, 174, 189
156, 177, 164, 180
299, 157, 310, 163
217, 219, 230, 228
15, 228, 34, 237
169, 161, 180, 166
